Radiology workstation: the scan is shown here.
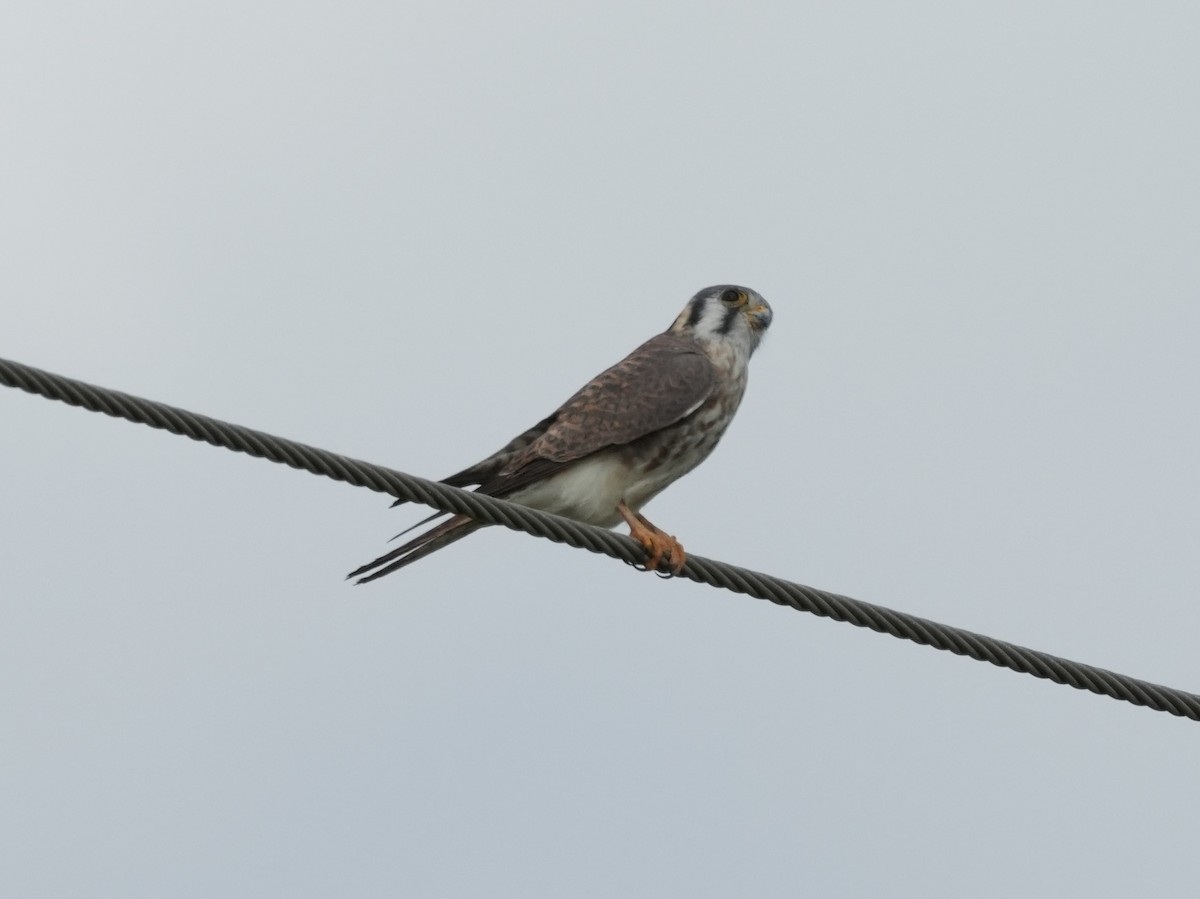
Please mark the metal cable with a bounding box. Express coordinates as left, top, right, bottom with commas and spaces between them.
3, 354, 1198, 721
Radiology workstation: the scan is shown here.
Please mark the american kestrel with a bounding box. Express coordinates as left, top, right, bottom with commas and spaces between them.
349, 285, 773, 583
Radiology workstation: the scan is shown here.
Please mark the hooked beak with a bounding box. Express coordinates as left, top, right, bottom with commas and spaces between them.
745, 303, 773, 332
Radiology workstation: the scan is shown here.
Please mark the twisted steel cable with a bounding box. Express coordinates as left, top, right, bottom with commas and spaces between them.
3, 354, 1198, 721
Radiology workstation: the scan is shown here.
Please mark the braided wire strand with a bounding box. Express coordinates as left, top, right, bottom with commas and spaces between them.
3, 355, 1198, 721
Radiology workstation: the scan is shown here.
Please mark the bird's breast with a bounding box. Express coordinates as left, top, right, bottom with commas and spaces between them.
508, 363, 748, 527
612, 366, 748, 510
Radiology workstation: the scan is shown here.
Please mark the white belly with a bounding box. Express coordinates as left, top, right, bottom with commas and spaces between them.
506, 356, 748, 529
507, 450, 642, 527
505, 406, 735, 527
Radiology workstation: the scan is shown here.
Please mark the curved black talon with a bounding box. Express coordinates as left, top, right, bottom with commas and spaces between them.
623, 557, 678, 577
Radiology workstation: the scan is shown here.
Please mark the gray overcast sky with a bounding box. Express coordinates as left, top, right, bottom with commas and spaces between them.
3, 2, 1199, 896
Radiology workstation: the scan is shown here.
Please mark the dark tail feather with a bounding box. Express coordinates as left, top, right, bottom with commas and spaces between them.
388, 509, 448, 542
389, 464, 489, 508
347, 514, 485, 584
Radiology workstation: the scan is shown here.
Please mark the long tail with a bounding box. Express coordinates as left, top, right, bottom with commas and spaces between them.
347, 514, 485, 584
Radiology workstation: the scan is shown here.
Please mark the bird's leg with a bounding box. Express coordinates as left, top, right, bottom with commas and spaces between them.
616, 501, 686, 575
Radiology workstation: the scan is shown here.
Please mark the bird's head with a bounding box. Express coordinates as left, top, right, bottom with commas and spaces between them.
669, 285, 773, 354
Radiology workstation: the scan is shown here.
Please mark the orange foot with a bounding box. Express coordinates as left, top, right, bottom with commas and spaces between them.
617, 501, 686, 576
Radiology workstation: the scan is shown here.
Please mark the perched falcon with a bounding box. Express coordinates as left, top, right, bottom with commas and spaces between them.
349, 285, 773, 583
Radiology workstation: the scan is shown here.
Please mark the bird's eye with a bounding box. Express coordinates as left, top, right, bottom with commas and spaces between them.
720, 288, 742, 305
